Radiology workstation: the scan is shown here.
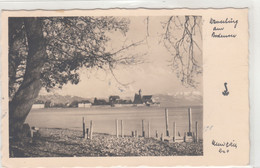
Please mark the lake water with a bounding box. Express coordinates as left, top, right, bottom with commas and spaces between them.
26, 106, 203, 139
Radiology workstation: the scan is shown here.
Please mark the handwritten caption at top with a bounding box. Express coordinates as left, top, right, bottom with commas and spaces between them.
210, 18, 238, 38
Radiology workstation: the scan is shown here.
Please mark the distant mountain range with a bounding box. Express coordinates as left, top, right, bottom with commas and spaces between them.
153, 91, 203, 107
36, 91, 202, 107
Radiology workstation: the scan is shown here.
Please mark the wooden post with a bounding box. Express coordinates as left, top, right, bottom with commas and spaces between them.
188, 108, 192, 134
132, 131, 134, 137
116, 119, 118, 138
142, 120, 145, 137
173, 122, 176, 142
165, 108, 169, 136
148, 121, 150, 138
195, 121, 198, 142
121, 120, 124, 137
156, 130, 158, 138
86, 128, 89, 139
135, 130, 138, 137
30, 130, 34, 138
161, 133, 164, 141
82, 117, 85, 138
90, 120, 93, 140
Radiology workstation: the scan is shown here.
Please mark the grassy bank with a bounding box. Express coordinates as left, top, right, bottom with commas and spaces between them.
10, 128, 203, 157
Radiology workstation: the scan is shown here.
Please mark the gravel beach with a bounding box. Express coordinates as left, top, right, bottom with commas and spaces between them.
10, 128, 203, 157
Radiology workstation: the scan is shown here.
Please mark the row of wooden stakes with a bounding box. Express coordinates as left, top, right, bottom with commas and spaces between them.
82, 117, 93, 139
115, 119, 151, 138
115, 119, 199, 143
82, 118, 199, 143
82, 108, 199, 143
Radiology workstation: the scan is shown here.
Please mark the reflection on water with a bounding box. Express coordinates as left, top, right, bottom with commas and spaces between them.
26, 106, 203, 139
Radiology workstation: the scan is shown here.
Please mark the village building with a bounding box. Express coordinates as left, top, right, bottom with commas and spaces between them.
78, 100, 92, 108
32, 103, 45, 109
133, 89, 143, 104
93, 98, 108, 105
109, 95, 120, 105
32, 100, 45, 109
133, 89, 154, 106
142, 95, 153, 105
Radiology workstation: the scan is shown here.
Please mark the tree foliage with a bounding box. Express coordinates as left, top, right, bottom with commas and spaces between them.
9, 16, 135, 100
8, 16, 143, 137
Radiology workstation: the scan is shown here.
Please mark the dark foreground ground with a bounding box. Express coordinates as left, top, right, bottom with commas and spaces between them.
10, 128, 203, 157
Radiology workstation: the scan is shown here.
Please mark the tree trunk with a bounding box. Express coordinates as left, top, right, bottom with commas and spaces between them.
8, 18, 24, 99
9, 18, 47, 137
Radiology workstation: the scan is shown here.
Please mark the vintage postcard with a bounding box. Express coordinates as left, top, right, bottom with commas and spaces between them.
1, 9, 249, 167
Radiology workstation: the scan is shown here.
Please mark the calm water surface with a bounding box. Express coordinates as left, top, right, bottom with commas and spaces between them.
26, 106, 203, 139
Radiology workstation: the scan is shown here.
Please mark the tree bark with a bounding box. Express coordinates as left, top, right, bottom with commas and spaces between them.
9, 18, 47, 137
8, 18, 24, 99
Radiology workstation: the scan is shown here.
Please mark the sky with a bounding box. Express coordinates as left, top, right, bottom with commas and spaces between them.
41, 16, 203, 99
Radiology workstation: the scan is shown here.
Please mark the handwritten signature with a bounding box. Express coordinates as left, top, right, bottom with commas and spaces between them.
212, 140, 238, 154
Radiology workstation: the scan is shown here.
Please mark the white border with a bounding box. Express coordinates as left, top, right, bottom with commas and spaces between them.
0, 1, 259, 168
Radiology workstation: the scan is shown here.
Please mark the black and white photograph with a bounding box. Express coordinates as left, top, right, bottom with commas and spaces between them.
8, 15, 203, 157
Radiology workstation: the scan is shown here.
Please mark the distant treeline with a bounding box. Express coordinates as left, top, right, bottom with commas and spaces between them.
34, 99, 91, 108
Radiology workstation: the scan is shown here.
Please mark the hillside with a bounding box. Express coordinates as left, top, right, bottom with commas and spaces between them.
36, 94, 90, 104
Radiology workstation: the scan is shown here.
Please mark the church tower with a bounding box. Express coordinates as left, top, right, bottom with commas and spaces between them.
139, 89, 142, 97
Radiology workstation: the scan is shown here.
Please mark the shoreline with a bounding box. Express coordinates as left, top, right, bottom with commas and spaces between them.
10, 127, 203, 157
33, 104, 203, 109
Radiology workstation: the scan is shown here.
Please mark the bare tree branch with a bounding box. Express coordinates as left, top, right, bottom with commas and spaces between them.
162, 15, 202, 88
